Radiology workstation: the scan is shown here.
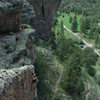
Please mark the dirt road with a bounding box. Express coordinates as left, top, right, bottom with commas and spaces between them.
64, 25, 100, 56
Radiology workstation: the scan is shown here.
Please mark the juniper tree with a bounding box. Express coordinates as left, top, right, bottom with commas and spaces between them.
72, 15, 78, 32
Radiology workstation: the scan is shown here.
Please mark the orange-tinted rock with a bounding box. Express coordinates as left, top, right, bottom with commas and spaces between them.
0, 65, 38, 100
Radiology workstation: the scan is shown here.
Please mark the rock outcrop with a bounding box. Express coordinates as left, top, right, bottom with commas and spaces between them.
0, 0, 62, 99
0, 29, 36, 69
0, 0, 23, 33
27, 0, 61, 39
0, 29, 38, 100
20, 0, 36, 24
0, 0, 61, 38
0, 65, 38, 100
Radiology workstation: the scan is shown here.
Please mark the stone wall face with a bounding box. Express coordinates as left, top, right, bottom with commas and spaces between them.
0, 0, 62, 99
0, 29, 36, 69
27, 0, 61, 39
0, 0, 23, 33
0, 29, 37, 100
0, 65, 38, 100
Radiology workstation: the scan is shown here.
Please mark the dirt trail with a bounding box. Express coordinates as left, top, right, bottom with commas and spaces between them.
52, 60, 63, 100
85, 80, 91, 100
64, 25, 100, 56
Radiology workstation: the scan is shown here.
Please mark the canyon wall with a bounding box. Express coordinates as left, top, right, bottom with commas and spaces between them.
27, 0, 61, 39
0, 29, 36, 69
0, 65, 38, 100
0, 0, 23, 33
0, 0, 61, 38
0, 0, 61, 99
0, 28, 38, 100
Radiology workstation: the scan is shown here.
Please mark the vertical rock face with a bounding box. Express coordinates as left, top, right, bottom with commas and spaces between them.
0, 29, 36, 69
0, 65, 38, 100
0, 29, 38, 100
0, 0, 23, 33
20, 0, 36, 24
27, 0, 61, 39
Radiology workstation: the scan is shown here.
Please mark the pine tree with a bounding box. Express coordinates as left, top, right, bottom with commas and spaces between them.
95, 30, 100, 46
72, 15, 78, 32
61, 52, 85, 95
80, 18, 86, 33
88, 25, 95, 39
80, 17, 90, 34
56, 21, 67, 61
69, 16, 72, 23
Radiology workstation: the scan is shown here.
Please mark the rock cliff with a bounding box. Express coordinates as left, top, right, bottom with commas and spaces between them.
27, 0, 62, 39
0, 0, 23, 33
0, 0, 61, 99
0, 0, 61, 38
20, 0, 36, 24
0, 29, 36, 69
0, 65, 38, 100
0, 29, 38, 100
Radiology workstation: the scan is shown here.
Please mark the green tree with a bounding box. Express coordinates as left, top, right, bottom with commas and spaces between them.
69, 15, 72, 23
80, 17, 90, 34
82, 47, 98, 76
49, 30, 56, 50
80, 18, 86, 33
61, 52, 85, 95
72, 15, 78, 32
88, 25, 95, 39
56, 21, 66, 60
95, 27, 100, 47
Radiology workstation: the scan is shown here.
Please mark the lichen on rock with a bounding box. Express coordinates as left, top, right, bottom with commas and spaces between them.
0, 29, 36, 69
0, 65, 38, 100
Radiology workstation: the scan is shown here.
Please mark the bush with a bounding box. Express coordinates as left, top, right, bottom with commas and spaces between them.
87, 66, 96, 77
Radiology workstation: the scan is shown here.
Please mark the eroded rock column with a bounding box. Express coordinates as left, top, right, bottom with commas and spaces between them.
28, 0, 61, 39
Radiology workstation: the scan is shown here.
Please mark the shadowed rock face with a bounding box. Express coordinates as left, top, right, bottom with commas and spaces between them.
0, 0, 23, 33
27, 0, 61, 39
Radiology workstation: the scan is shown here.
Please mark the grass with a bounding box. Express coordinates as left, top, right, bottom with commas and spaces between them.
57, 12, 82, 32
57, 12, 95, 44
53, 13, 81, 44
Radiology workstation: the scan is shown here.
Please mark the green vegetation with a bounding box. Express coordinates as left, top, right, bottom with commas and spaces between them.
60, 0, 100, 48
82, 48, 98, 76
57, 12, 82, 31
35, 0, 100, 100
51, 18, 99, 99
61, 52, 85, 96
71, 15, 78, 32
35, 46, 61, 100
